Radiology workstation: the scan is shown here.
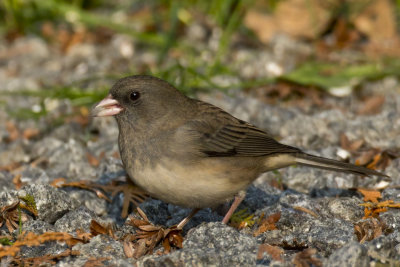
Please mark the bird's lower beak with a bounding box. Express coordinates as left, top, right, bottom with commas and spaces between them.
91, 94, 123, 117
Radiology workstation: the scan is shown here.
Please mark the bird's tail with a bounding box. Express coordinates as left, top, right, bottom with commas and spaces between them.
294, 153, 389, 178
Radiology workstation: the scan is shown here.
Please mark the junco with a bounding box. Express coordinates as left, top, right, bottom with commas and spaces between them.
92, 75, 388, 228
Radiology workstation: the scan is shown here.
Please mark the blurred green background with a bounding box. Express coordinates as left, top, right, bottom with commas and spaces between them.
1, 0, 400, 112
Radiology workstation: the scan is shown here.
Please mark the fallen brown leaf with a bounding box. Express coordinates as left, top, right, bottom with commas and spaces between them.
90, 220, 116, 239
11, 249, 80, 266
0, 231, 86, 257
357, 95, 385, 115
76, 229, 93, 243
293, 248, 322, 267
354, 0, 397, 43
0, 162, 21, 172
354, 217, 386, 243
340, 134, 364, 152
293, 206, 318, 218
86, 152, 100, 167
357, 188, 381, 203
12, 174, 23, 190
244, 10, 277, 43
123, 241, 135, 258
6, 121, 20, 142
83, 257, 110, 267
253, 212, 281, 237
366, 153, 382, 170
355, 147, 398, 171
355, 149, 379, 166
30, 156, 48, 168
0, 201, 28, 233
257, 244, 283, 262
360, 200, 400, 218
22, 128, 40, 140
254, 82, 325, 109
124, 207, 183, 258
112, 151, 121, 159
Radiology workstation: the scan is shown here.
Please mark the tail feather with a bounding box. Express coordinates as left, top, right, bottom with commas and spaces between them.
294, 153, 389, 178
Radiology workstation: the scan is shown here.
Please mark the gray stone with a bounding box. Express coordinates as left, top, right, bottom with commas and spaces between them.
326, 242, 368, 267
54, 206, 98, 234
138, 222, 258, 266
72, 234, 125, 259
19, 184, 77, 224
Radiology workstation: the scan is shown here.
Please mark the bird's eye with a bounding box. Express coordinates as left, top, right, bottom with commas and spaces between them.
129, 91, 140, 101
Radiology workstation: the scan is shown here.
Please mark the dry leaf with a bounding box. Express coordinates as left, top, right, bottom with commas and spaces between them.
360, 200, 400, 218
255, 82, 325, 109
366, 153, 382, 170
275, 0, 331, 39
30, 156, 48, 168
90, 220, 115, 239
244, 10, 277, 43
12, 174, 23, 190
253, 212, 281, 236
86, 152, 100, 167
11, 249, 80, 266
357, 188, 381, 203
355, 148, 398, 171
124, 207, 183, 258
357, 95, 385, 115
293, 248, 322, 267
354, 0, 397, 42
354, 217, 386, 243
0, 162, 21, 172
50, 177, 68, 187
6, 121, 20, 142
355, 149, 379, 166
0, 201, 28, 233
22, 128, 40, 140
0, 232, 86, 257
123, 241, 135, 258
83, 257, 110, 267
340, 134, 364, 152
353, 0, 400, 57
257, 244, 283, 262
76, 229, 93, 243
293, 206, 318, 218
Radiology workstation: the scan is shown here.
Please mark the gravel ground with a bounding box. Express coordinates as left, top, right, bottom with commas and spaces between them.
0, 34, 399, 266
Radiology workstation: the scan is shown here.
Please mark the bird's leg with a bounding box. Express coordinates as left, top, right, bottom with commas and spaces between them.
222, 191, 246, 224
176, 208, 200, 230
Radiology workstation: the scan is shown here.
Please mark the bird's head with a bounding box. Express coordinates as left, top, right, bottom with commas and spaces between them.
92, 75, 189, 124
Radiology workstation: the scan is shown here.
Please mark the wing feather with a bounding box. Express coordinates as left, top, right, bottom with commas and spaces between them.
184, 101, 301, 157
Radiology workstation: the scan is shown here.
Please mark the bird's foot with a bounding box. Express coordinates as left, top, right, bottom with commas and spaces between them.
123, 207, 183, 258
222, 191, 246, 224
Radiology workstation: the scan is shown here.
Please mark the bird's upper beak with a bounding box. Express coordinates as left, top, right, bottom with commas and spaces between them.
91, 94, 123, 117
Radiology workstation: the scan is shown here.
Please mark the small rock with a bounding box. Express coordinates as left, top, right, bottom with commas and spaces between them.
20, 184, 77, 223
325, 241, 368, 267
54, 206, 98, 234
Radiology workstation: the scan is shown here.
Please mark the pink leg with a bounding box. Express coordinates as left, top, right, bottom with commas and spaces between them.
222, 191, 246, 224
177, 208, 200, 230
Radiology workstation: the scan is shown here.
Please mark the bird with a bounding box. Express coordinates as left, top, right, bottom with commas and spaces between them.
92, 75, 388, 229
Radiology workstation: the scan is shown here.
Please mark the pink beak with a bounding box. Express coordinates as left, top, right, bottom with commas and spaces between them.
92, 94, 123, 117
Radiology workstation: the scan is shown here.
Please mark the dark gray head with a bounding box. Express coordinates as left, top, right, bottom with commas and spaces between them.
92, 75, 191, 127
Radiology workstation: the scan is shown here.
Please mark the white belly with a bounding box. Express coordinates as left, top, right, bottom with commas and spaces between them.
129, 158, 251, 208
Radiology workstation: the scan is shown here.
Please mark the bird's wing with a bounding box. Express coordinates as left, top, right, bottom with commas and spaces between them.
178, 101, 302, 157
